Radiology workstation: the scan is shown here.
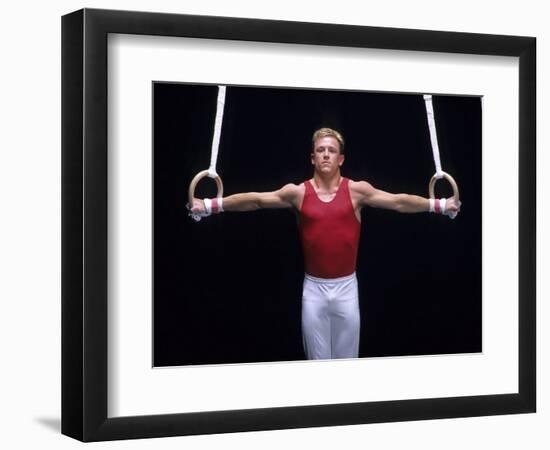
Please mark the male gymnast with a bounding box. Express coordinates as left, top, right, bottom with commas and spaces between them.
190, 128, 461, 360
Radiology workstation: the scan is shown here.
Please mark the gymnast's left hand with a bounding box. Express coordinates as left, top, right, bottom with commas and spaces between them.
444, 197, 461, 218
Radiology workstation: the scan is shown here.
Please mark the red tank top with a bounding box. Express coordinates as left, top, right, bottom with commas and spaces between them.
299, 178, 361, 278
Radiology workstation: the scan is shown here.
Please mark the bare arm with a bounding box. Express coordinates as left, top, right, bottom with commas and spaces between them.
190, 183, 302, 215
223, 183, 300, 211
350, 180, 460, 215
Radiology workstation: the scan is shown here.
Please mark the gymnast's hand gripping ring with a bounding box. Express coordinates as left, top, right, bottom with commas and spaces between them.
188, 170, 224, 211
428, 171, 460, 218
428, 171, 459, 203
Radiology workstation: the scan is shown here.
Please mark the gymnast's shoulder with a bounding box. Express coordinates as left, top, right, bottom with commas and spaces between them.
348, 179, 376, 194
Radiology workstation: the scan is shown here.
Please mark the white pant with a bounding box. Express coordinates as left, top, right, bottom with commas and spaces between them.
301, 272, 360, 360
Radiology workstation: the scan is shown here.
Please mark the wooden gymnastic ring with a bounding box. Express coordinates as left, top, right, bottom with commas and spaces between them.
188, 170, 224, 209
428, 171, 460, 203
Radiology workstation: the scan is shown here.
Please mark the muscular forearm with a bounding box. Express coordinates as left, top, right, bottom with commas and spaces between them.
222, 192, 264, 211
394, 194, 430, 213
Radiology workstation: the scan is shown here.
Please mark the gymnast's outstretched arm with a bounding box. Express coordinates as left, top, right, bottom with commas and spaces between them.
190, 183, 303, 215
349, 180, 461, 216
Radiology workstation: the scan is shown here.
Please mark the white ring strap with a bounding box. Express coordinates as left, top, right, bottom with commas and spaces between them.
208, 85, 226, 178
423, 95, 444, 179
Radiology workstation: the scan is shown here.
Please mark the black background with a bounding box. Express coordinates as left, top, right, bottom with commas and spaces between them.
153, 83, 482, 367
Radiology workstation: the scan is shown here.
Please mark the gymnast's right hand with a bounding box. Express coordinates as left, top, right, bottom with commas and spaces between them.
188, 197, 224, 221
187, 198, 210, 221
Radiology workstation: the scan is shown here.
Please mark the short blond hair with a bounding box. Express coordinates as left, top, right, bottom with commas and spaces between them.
312, 128, 345, 154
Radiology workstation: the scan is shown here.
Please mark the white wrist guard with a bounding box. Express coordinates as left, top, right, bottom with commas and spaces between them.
429, 198, 447, 214
204, 197, 224, 215
203, 198, 213, 215
215, 197, 224, 213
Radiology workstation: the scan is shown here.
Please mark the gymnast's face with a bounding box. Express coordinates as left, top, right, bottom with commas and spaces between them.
311, 136, 344, 175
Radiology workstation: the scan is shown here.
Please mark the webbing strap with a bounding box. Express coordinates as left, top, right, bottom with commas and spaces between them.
208, 85, 226, 177
423, 95, 444, 179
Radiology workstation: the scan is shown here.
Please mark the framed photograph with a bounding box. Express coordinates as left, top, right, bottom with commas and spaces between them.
62, 8, 536, 442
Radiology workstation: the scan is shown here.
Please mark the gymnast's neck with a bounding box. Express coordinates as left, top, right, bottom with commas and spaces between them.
312, 170, 343, 192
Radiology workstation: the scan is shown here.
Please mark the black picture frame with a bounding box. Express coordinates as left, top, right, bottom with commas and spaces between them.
61, 8, 536, 442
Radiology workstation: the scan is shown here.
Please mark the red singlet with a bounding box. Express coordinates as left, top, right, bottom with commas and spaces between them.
299, 178, 361, 279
